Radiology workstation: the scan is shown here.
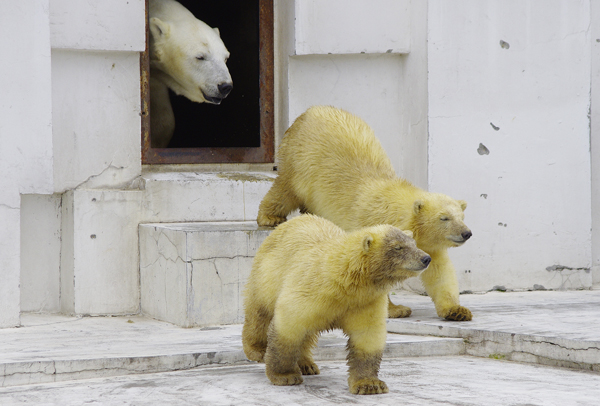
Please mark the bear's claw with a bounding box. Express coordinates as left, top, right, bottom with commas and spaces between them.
350, 378, 389, 395
257, 214, 287, 227
444, 305, 473, 321
298, 361, 320, 375
268, 372, 304, 386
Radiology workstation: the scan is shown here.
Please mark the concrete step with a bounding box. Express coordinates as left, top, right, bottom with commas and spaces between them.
387, 289, 600, 372
141, 172, 276, 223
139, 221, 273, 327
0, 314, 464, 388
4, 356, 599, 405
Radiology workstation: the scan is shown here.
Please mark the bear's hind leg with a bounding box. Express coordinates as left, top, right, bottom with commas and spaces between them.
297, 332, 320, 375
242, 305, 272, 362
264, 320, 303, 386
257, 178, 301, 227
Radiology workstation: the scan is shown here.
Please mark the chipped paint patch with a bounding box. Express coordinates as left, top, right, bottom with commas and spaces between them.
477, 143, 490, 155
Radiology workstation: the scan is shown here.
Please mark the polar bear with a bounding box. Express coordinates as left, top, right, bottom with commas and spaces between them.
258, 106, 473, 321
243, 214, 431, 394
148, 0, 233, 147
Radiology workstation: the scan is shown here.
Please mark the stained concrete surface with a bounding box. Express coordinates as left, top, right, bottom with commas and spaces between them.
0, 356, 599, 406
0, 290, 599, 405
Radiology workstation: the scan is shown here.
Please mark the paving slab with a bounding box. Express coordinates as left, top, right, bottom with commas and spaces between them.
0, 314, 463, 387
388, 289, 600, 371
0, 356, 598, 406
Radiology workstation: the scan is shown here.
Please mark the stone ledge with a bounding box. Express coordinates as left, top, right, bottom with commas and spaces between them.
0, 315, 463, 388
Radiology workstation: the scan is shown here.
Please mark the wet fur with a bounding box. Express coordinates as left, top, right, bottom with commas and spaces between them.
258, 106, 472, 321
242, 214, 429, 393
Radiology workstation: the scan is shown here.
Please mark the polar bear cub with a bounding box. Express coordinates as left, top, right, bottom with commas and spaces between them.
149, 0, 233, 147
243, 214, 431, 394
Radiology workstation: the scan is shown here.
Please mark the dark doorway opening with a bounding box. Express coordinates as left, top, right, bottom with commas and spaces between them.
141, 0, 274, 164
168, 0, 260, 148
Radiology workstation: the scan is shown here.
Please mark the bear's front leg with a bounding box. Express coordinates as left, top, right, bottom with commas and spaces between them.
420, 250, 472, 321
264, 322, 303, 385
342, 304, 389, 395
257, 177, 300, 227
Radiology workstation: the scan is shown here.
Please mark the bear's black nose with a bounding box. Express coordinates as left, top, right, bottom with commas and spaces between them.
421, 255, 432, 267
462, 231, 472, 241
218, 82, 233, 98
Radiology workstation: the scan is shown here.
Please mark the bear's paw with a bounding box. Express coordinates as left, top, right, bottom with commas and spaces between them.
349, 378, 389, 395
298, 361, 320, 375
257, 213, 287, 227
244, 347, 265, 362
443, 305, 473, 321
388, 303, 412, 318
267, 372, 304, 386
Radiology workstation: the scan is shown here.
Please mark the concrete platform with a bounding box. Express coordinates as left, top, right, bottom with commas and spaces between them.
0, 314, 463, 387
388, 289, 600, 371
1, 356, 599, 405
0, 290, 599, 404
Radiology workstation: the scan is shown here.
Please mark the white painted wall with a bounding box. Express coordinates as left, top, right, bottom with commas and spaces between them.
428, 0, 593, 292
294, 0, 410, 55
15, 0, 146, 322
0, 1, 53, 327
51, 50, 142, 192
20, 195, 62, 313
288, 0, 428, 187
591, 0, 600, 286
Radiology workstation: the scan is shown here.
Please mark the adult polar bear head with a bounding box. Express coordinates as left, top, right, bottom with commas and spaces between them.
149, 0, 233, 105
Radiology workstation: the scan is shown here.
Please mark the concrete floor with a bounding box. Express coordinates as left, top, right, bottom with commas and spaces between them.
0, 290, 599, 405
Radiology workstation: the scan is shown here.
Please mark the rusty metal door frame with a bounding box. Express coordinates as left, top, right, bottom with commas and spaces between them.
140, 0, 274, 164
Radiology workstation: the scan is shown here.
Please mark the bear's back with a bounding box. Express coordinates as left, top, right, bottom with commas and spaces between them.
280, 106, 396, 182
249, 215, 344, 295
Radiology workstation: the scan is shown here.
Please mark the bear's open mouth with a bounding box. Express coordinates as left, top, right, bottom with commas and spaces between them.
200, 89, 223, 105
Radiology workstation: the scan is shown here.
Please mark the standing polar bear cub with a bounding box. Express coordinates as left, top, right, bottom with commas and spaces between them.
149, 0, 233, 147
243, 214, 431, 394
258, 106, 473, 321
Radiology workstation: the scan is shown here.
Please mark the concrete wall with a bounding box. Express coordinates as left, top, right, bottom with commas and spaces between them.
15, 0, 146, 323
0, 1, 54, 327
287, 0, 428, 188
427, 0, 593, 292
592, 0, 600, 286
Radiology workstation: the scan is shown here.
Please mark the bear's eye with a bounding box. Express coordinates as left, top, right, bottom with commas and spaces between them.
440, 216, 450, 221
196, 56, 206, 61
394, 246, 403, 251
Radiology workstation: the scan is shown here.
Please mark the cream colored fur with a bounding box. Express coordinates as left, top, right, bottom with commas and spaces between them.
258, 106, 473, 321
242, 214, 430, 394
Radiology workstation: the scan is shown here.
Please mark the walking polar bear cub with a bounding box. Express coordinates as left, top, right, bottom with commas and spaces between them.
243, 214, 431, 394
258, 106, 473, 321
148, 0, 233, 147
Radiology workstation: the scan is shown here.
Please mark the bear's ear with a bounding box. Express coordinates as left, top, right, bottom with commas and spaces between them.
413, 200, 424, 214
150, 17, 170, 39
362, 235, 373, 253
213, 27, 221, 36
402, 230, 414, 239
458, 200, 468, 211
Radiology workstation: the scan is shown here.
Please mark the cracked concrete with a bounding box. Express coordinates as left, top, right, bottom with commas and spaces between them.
139, 222, 271, 327
387, 289, 600, 372
1, 290, 599, 404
